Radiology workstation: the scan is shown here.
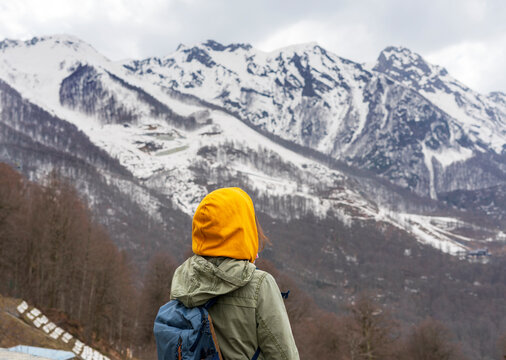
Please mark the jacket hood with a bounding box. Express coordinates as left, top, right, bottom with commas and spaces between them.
192, 187, 258, 263
170, 255, 256, 307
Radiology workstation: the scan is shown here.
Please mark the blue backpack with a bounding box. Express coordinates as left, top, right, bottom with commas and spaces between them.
154, 298, 261, 360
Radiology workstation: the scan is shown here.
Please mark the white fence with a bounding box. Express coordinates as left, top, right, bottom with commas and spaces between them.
16, 301, 111, 360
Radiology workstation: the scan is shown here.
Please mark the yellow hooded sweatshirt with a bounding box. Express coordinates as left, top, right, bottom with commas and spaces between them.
192, 187, 258, 263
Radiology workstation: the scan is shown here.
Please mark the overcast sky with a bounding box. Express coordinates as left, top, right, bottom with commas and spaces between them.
0, 0, 504, 93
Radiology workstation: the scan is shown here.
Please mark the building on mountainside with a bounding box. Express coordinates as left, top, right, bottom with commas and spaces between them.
467, 248, 491, 257
466, 248, 491, 263
6, 346, 76, 360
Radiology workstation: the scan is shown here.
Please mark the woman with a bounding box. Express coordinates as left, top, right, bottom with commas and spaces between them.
170, 187, 300, 360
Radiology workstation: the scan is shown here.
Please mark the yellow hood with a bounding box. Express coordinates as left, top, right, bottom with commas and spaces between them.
192, 187, 258, 263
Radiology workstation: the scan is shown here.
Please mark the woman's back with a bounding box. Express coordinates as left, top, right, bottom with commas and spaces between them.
171, 255, 298, 359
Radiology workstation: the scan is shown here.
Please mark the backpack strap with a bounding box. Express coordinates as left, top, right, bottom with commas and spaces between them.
189, 307, 207, 352
198, 298, 224, 360
251, 347, 261, 360
189, 299, 218, 352
204, 297, 218, 309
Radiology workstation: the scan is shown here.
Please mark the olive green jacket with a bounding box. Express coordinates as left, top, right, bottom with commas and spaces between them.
170, 255, 300, 360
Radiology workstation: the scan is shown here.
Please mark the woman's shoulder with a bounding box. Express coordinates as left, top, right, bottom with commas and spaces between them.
227, 269, 279, 301
251, 269, 277, 288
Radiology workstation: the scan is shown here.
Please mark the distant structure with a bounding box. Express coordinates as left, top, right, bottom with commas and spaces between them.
467, 248, 491, 257
0, 348, 52, 360
7, 346, 76, 360
466, 248, 491, 263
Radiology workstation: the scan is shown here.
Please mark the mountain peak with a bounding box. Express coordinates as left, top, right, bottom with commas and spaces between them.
373, 46, 448, 92
201, 40, 252, 52
376, 46, 433, 75
380, 45, 421, 60
41, 34, 86, 44
0, 34, 101, 58
488, 91, 506, 106
172, 40, 254, 68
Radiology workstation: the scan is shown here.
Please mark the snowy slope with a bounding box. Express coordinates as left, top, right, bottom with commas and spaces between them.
374, 46, 506, 155
0, 36, 364, 220
122, 40, 373, 155
0, 35, 110, 114
121, 40, 506, 200
0, 35, 503, 256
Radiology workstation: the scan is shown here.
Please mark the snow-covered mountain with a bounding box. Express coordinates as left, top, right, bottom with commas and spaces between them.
0, 35, 504, 262
2, 36, 505, 360
374, 46, 506, 151
121, 40, 506, 201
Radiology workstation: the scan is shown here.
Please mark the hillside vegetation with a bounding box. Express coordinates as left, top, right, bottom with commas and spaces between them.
1, 162, 505, 359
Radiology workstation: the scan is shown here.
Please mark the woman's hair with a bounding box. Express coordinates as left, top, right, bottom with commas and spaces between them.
256, 215, 271, 251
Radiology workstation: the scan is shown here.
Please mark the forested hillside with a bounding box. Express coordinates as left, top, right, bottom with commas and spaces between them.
0, 163, 137, 353
1, 163, 505, 359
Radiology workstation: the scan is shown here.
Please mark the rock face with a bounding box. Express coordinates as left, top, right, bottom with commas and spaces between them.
122, 41, 506, 200
59, 64, 138, 124
0, 34, 504, 255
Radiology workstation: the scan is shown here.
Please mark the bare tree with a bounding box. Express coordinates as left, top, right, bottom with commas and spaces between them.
0, 164, 138, 350
340, 293, 399, 360
137, 252, 177, 344
400, 318, 464, 360
497, 332, 506, 360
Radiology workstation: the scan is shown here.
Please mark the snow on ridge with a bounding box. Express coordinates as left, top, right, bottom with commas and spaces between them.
423, 90, 506, 154
122, 36, 373, 159
378, 45, 446, 77
375, 45, 505, 155
421, 140, 474, 201
188, 39, 321, 57
377, 210, 474, 255
0, 33, 111, 115
1, 34, 503, 257
422, 139, 474, 170
0, 34, 105, 61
